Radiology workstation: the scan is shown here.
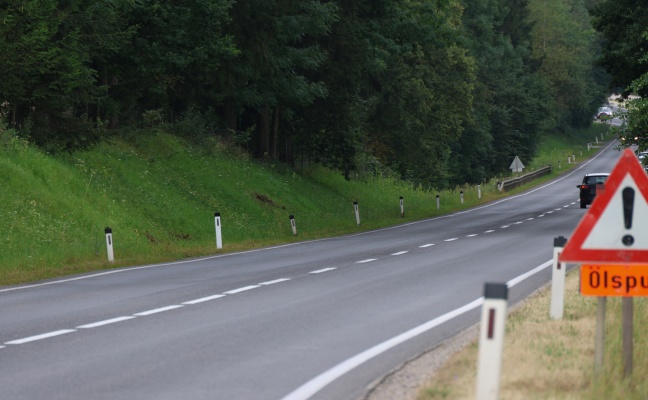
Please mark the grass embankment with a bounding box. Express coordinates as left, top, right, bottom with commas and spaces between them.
1, 123, 607, 286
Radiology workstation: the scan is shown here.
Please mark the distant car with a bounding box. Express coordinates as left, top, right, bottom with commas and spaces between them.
577, 173, 609, 208
597, 106, 613, 120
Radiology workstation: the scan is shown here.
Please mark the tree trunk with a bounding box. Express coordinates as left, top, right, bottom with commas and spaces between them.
258, 104, 270, 158
270, 106, 280, 159
224, 97, 237, 132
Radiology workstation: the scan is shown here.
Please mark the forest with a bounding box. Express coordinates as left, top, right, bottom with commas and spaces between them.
0, 0, 612, 189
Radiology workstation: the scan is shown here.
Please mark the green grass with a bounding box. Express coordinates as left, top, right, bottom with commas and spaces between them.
0, 124, 609, 286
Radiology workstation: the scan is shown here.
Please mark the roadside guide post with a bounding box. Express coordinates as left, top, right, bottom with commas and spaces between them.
400, 196, 404, 218
353, 201, 361, 225
104, 227, 114, 262
550, 236, 568, 320
460, 190, 464, 204
478, 184, 482, 199
436, 195, 440, 210
214, 212, 223, 249
560, 148, 648, 378
476, 283, 508, 400
289, 214, 297, 236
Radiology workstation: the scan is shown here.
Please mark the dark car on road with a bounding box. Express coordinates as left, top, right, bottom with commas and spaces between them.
577, 173, 609, 208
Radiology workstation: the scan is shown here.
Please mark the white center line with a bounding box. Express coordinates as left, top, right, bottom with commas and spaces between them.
563, 205, 570, 208
77, 316, 135, 329
500, 225, 510, 228
6, 329, 76, 345
224, 285, 260, 295
538, 215, 545, 217
419, 244, 435, 248
310, 268, 336, 274
554, 208, 562, 211
444, 238, 458, 242
484, 230, 495, 233
356, 259, 377, 264
183, 294, 226, 305
514, 221, 523, 224
134, 305, 184, 316
526, 218, 534, 221
259, 278, 291, 286
546, 211, 553, 214
466, 234, 478, 237
391, 251, 408, 256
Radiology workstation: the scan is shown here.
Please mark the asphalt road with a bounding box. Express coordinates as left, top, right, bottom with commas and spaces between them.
0, 140, 622, 400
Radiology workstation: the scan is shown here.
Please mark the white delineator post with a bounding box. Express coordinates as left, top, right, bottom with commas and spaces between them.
214, 212, 223, 249
550, 236, 568, 320
478, 184, 482, 199
399, 196, 404, 218
436, 195, 440, 210
476, 283, 508, 400
289, 214, 297, 236
105, 227, 114, 262
460, 190, 464, 204
353, 201, 360, 225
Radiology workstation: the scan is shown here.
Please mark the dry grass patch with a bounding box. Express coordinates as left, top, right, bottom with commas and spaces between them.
418, 269, 605, 400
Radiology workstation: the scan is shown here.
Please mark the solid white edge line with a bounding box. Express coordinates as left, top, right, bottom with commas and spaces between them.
134, 305, 184, 316
182, 294, 226, 305
310, 268, 336, 274
279, 298, 484, 400
6, 329, 76, 345
77, 316, 135, 329
280, 259, 554, 400
259, 278, 291, 286
224, 285, 260, 295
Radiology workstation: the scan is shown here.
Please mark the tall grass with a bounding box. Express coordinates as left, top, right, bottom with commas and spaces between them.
0, 125, 609, 285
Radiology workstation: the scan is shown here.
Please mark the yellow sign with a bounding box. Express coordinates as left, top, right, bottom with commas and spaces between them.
581, 265, 648, 296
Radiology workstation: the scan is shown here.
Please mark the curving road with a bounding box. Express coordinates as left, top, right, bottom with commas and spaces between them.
0, 140, 621, 400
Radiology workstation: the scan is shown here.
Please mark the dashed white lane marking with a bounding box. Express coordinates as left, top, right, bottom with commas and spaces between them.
444, 238, 458, 242
310, 268, 336, 274
419, 244, 435, 248
526, 218, 534, 221
259, 278, 291, 286
356, 259, 377, 264
466, 234, 478, 237
554, 208, 562, 211
563, 205, 570, 208
484, 230, 495, 233
77, 316, 135, 329
514, 221, 523, 224
546, 211, 553, 214
182, 294, 226, 305
391, 251, 408, 256
224, 285, 260, 295
538, 215, 545, 217
6, 329, 76, 345
501, 225, 510, 228
0, 346, 5, 349
134, 305, 184, 316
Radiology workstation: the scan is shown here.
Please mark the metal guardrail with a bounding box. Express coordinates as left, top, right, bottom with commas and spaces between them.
497, 165, 552, 192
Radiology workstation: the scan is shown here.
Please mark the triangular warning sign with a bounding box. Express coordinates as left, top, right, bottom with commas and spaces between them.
561, 148, 648, 264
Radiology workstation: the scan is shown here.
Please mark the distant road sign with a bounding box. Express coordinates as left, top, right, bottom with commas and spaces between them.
581, 265, 648, 296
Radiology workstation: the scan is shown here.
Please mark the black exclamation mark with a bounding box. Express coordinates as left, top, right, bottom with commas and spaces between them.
622, 187, 635, 246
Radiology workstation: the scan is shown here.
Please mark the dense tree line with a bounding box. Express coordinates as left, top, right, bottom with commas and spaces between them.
0, 0, 608, 189
591, 0, 648, 151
